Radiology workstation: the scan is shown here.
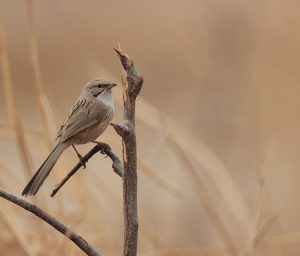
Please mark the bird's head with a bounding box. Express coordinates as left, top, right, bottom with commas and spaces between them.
83, 79, 117, 97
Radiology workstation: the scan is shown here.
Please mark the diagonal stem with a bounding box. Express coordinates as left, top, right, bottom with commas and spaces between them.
0, 189, 100, 256
51, 143, 123, 197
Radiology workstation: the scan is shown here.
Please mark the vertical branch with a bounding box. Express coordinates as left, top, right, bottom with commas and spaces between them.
113, 47, 143, 256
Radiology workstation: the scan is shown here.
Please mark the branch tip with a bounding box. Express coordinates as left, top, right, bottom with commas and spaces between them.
111, 122, 132, 137
113, 47, 122, 58
115, 47, 141, 255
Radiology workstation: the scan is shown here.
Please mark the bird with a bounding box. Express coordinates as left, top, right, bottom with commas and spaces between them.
22, 79, 117, 196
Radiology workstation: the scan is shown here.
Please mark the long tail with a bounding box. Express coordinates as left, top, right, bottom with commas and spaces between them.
22, 143, 68, 196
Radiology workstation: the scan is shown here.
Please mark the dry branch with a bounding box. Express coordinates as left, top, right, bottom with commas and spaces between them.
51, 143, 123, 197
0, 189, 100, 256
113, 47, 143, 256
0, 44, 142, 256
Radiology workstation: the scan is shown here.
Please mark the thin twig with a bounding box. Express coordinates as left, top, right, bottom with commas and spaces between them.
0, 188, 100, 256
51, 143, 123, 197
113, 46, 143, 256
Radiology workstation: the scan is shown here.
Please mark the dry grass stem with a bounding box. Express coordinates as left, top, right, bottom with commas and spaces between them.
113, 89, 250, 229
0, 19, 34, 178
25, 0, 56, 147
167, 134, 237, 256
239, 147, 276, 256
267, 232, 300, 247
0, 204, 32, 256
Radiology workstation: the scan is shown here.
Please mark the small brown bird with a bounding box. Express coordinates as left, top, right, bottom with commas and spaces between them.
22, 79, 116, 196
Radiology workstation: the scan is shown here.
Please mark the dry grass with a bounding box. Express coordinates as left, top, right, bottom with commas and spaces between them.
0, 19, 34, 178
0, 1, 299, 255
25, 0, 56, 148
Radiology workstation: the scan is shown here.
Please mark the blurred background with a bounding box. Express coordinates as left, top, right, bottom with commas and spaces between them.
0, 0, 299, 255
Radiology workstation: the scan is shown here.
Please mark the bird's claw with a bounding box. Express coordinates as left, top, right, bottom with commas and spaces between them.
77, 153, 86, 169
99, 143, 111, 158
80, 158, 87, 169
100, 148, 109, 158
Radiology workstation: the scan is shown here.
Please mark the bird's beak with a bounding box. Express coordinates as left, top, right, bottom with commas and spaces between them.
108, 83, 117, 89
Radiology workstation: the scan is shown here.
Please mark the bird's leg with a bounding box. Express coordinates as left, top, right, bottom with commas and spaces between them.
92, 141, 111, 157
72, 144, 86, 168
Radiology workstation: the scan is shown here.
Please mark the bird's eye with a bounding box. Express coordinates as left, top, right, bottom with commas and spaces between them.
97, 84, 102, 88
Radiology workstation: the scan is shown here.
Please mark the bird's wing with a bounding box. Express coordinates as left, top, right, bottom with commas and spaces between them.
56, 97, 85, 140
57, 97, 107, 143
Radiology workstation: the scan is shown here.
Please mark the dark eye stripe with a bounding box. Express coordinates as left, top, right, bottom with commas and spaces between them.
93, 89, 104, 97
97, 83, 110, 88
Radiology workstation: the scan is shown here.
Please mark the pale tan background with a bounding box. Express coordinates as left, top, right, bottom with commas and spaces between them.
0, 0, 299, 255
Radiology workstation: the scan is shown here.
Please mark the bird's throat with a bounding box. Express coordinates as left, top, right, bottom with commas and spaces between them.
96, 90, 114, 110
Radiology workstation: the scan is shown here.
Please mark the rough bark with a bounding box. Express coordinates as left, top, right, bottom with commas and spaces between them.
113, 47, 143, 256
0, 189, 100, 256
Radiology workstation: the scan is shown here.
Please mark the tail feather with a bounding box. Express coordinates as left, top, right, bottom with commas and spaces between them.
22, 143, 67, 196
